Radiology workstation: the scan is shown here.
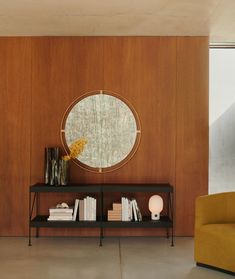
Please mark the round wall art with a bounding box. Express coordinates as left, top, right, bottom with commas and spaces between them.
61, 90, 141, 173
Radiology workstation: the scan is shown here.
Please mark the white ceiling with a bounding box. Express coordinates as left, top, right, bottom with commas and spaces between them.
0, 0, 235, 43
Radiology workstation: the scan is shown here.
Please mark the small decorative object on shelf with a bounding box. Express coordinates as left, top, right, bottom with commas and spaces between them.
58, 159, 69, 185
148, 195, 164, 220
44, 147, 60, 185
56, 202, 69, 208
44, 139, 87, 186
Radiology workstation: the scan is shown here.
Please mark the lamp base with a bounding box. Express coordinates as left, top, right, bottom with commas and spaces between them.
151, 212, 160, 220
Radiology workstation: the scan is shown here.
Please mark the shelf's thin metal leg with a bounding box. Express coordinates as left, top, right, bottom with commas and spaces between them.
99, 189, 103, 247
29, 192, 37, 246
99, 227, 103, 247
171, 230, 174, 247
166, 192, 170, 239
28, 189, 32, 246
36, 193, 39, 238
171, 191, 174, 247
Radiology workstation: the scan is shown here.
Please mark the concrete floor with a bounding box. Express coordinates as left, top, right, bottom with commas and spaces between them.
0, 237, 233, 279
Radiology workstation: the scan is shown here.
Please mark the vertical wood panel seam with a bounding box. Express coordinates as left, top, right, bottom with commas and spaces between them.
29, 38, 33, 187
102, 37, 105, 185
175, 37, 179, 235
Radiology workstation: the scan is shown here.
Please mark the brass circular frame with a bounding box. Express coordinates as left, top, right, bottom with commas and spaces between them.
60, 90, 141, 173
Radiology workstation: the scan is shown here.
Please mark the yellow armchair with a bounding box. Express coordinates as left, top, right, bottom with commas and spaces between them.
194, 192, 235, 274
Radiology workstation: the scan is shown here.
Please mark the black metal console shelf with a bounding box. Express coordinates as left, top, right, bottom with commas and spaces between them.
29, 183, 174, 247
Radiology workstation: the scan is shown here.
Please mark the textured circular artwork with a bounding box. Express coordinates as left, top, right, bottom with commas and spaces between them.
61, 90, 141, 173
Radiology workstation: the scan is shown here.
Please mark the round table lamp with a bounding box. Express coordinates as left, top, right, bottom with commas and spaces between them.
148, 195, 163, 220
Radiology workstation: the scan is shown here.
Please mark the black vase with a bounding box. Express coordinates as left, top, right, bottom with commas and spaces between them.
44, 147, 60, 185
58, 159, 69, 185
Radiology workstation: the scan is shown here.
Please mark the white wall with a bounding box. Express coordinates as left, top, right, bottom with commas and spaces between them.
209, 48, 235, 193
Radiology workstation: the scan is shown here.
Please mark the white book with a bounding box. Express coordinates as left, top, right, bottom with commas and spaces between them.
94, 198, 97, 221
133, 200, 139, 221
123, 198, 129, 221
126, 198, 129, 221
88, 196, 91, 221
91, 198, 96, 221
124, 198, 127, 221
49, 207, 73, 214
121, 197, 124, 221
121, 197, 125, 221
79, 199, 84, 221
72, 199, 79, 221
50, 212, 73, 216
132, 200, 138, 221
48, 216, 73, 221
90, 197, 93, 221
86, 196, 91, 221
129, 200, 133, 221
134, 199, 142, 221
86, 197, 89, 221
89, 197, 92, 221
84, 197, 87, 221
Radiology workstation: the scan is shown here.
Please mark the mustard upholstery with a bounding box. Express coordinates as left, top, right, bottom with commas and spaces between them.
194, 192, 235, 273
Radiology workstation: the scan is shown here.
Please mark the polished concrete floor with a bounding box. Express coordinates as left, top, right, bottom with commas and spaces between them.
0, 237, 233, 279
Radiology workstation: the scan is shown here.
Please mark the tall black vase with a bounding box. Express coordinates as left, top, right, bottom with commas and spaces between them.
58, 159, 69, 185
44, 147, 60, 185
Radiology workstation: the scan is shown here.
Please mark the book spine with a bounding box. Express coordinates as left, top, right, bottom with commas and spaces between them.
121, 197, 124, 221
125, 198, 129, 221
84, 198, 87, 221
49, 209, 73, 214
88, 197, 91, 221
48, 216, 73, 221
93, 198, 97, 221
132, 200, 137, 221
79, 200, 84, 221
72, 199, 79, 221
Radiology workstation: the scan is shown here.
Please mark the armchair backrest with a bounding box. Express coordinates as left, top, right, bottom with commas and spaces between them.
195, 192, 235, 228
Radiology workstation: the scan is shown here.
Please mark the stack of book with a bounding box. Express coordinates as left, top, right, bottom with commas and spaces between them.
108, 203, 122, 221
121, 197, 132, 221
47, 206, 74, 221
131, 198, 142, 222
107, 198, 142, 222
47, 197, 97, 222
47, 199, 80, 221
79, 196, 96, 221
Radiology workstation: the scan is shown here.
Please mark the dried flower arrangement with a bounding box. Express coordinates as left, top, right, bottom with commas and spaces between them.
63, 138, 87, 161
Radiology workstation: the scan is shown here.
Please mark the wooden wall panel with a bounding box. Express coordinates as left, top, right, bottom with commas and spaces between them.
175, 37, 209, 235
103, 37, 176, 184
0, 36, 208, 236
0, 38, 31, 236
31, 37, 104, 185
31, 37, 104, 236
103, 37, 177, 236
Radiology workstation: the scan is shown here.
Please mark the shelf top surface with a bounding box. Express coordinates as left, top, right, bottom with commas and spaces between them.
30, 183, 173, 192
30, 184, 100, 192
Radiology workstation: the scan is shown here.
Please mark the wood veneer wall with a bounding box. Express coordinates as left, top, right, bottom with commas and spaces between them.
0, 37, 208, 236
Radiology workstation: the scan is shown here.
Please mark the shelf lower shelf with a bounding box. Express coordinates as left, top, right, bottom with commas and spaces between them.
31, 215, 101, 228
102, 216, 172, 228
30, 215, 172, 229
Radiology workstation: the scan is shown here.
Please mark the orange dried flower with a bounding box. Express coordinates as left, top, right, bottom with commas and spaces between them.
63, 138, 87, 161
